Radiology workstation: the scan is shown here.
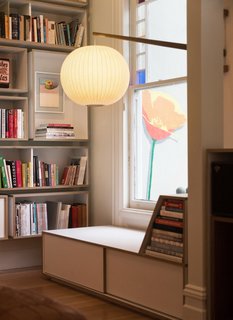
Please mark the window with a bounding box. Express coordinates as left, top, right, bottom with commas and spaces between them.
128, 0, 187, 209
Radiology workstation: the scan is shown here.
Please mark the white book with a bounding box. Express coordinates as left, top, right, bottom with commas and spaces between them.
1, 109, 5, 138
39, 15, 44, 43
8, 16, 12, 40
47, 20, 56, 44
19, 203, 31, 236
6, 165, 13, 188
77, 156, 87, 185
17, 109, 22, 138
74, 24, 85, 47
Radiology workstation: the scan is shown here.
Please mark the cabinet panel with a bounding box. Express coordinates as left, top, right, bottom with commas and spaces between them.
106, 249, 183, 318
43, 233, 104, 292
0, 195, 8, 240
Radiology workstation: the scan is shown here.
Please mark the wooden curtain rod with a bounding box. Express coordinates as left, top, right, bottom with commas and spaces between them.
93, 32, 187, 50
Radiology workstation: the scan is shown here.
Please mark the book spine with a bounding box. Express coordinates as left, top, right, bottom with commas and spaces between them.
15, 160, 22, 187
0, 59, 10, 88
159, 208, 183, 219
155, 217, 184, 228
10, 13, 19, 40
1, 109, 5, 138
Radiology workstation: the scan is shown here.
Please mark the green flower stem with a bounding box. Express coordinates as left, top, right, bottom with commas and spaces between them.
147, 139, 156, 200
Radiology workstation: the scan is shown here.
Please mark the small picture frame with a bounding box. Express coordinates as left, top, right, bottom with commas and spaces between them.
35, 71, 64, 113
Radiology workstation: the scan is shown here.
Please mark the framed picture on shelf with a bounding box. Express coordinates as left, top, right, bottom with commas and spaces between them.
35, 71, 64, 113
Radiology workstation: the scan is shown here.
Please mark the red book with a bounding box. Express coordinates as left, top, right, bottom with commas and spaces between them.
60, 166, 69, 185
71, 204, 82, 227
41, 123, 71, 128
155, 217, 184, 228
8, 109, 14, 138
13, 109, 18, 138
15, 159, 22, 187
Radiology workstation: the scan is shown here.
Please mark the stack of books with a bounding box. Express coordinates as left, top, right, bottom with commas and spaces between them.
146, 198, 184, 262
15, 201, 48, 237
35, 123, 75, 139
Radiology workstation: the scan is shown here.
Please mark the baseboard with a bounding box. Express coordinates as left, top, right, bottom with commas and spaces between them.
183, 284, 207, 320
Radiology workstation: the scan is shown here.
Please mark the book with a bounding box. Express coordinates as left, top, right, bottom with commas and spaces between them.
15, 159, 22, 187
47, 201, 62, 230
4, 15, 9, 39
30, 202, 37, 235
161, 199, 184, 211
0, 156, 8, 188
77, 156, 87, 185
69, 19, 79, 46
155, 217, 184, 228
10, 13, 19, 40
6, 160, 17, 188
19, 15, 24, 41
39, 123, 72, 128
36, 202, 48, 234
47, 20, 56, 44
24, 15, 31, 41
74, 24, 85, 47
3, 158, 10, 188
70, 203, 82, 227
160, 208, 183, 219
0, 11, 5, 38
0, 59, 10, 88
1, 108, 5, 138
17, 202, 31, 236
60, 203, 71, 228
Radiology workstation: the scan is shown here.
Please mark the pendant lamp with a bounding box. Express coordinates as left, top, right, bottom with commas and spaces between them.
60, 45, 130, 107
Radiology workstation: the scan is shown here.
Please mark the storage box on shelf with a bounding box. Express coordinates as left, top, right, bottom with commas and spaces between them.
0, 0, 87, 51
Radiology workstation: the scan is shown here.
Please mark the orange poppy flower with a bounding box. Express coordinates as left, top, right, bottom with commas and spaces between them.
142, 90, 186, 141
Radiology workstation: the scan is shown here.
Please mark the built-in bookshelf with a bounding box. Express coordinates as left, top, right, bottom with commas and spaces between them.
0, 0, 87, 52
0, 0, 89, 271
140, 194, 187, 264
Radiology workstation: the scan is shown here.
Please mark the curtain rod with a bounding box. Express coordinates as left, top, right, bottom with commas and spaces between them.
93, 32, 187, 50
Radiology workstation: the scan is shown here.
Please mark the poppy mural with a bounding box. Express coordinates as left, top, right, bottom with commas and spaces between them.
142, 90, 186, 200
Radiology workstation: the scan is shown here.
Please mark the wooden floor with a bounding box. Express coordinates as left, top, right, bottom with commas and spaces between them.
0, 268, 156, 320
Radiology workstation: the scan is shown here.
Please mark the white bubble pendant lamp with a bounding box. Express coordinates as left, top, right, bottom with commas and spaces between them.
60, 45, 130, 107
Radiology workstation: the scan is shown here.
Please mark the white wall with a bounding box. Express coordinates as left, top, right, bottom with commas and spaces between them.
88, 0, 123, 226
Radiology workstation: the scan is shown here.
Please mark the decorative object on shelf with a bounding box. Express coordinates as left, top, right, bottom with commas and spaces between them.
35, 71, 64, 113
60, 45, 130, 106
0, 58, 10, 88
